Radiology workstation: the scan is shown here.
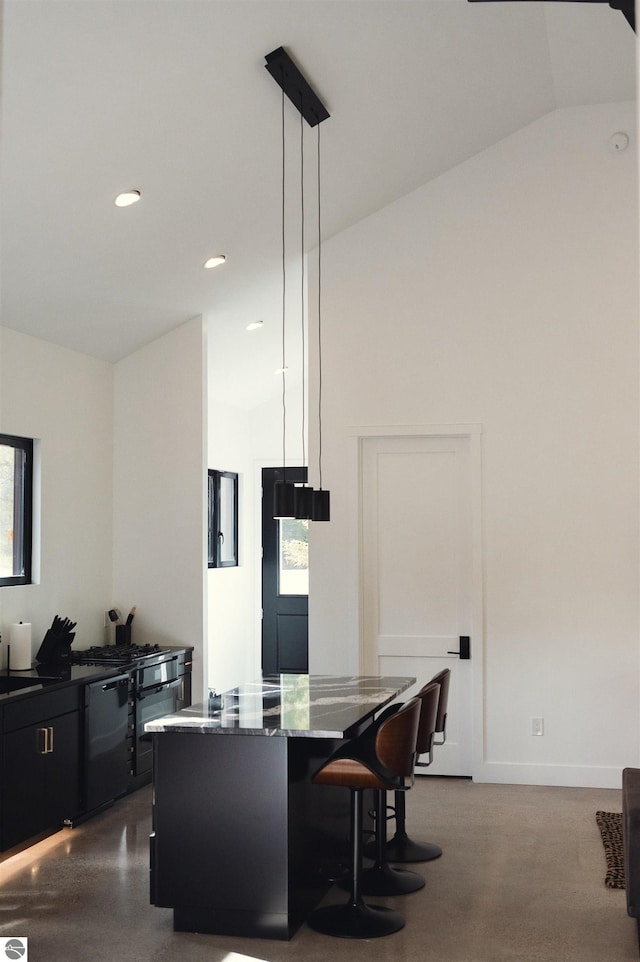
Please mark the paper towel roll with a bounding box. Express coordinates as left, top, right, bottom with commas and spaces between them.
10, 622, 32, 671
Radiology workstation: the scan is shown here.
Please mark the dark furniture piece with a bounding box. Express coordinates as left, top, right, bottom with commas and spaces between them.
85, 673, 130, 812
0, 644, 192, 854
308, 696, 422, 938
357, 679, 441, 897
383, 667, 452, 863
623, 767, 640, 953
2, 684, 81, 850
147, 674, 414, 940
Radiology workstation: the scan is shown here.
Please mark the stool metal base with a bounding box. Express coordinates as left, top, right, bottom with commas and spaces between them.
338, 862, 425, 896
360, 863, 425, 895
366, 786, 444, 863
307, 901, 405, 939
382, 832, 442, 863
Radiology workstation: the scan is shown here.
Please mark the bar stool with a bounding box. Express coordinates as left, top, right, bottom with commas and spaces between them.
307, 696, 421, 939
382, 667, 451, 863
353, 680, 440, 895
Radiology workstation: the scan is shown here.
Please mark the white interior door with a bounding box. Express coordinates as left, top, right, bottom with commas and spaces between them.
361, 434, 475, 776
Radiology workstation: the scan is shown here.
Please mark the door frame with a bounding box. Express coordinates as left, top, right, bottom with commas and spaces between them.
350, 423, 484, 780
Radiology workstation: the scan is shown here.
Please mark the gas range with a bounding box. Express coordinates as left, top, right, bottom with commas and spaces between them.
77, 642, 192, 811
70, 643, 168, 667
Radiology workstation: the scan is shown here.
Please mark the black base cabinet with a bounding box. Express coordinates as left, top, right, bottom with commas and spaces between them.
0, 647, 193, 855
150, 731, 350, 940
1, 687, 81, 851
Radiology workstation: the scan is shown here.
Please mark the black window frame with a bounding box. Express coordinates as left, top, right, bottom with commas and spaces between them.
208, 469, 238, 568
0, 433, 34, 587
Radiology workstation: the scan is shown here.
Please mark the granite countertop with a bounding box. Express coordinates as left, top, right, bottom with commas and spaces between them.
0, 663, 129, 701
145, 673, 415, 738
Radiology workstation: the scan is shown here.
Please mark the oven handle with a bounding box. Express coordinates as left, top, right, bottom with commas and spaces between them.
102, 677, 129, 692
151, 655, 179, 667
137, 677, 182, 701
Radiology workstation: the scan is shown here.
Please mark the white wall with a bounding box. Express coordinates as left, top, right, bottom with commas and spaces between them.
206, 383, 305, 692
0, 327, 113, 664
207, 398, 254, 693
308, 103, 639, 788
113, 316, 207, 702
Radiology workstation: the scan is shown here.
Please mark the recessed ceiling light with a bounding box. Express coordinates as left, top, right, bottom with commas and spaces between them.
114, 190, 141, 208
204, 255, 226, 270
246, 320, 264, 331
274, 366, 289, 375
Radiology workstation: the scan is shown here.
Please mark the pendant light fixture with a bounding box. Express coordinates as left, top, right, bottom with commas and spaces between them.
311, 119, 330, 522
294, 105, 314, 520
265, 46, 331, 523
272, 81, 296, 520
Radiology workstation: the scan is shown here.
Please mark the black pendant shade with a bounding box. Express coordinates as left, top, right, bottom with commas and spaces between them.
273, 480, 296, 519
294, 485, 314, 520
312, 488, 330, 522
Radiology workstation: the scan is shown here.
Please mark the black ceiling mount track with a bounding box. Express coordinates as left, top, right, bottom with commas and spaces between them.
265, 47, 330, 127
468, 0, 635, 33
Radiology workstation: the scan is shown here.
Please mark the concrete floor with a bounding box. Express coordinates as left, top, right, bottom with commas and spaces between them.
0, 777, 635, 962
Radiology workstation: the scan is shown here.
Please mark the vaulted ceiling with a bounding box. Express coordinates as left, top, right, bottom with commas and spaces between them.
0, 1, 635, 407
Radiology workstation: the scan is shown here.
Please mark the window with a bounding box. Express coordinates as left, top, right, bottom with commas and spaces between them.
0, 434, 33, 587
278, 516, 309, 595
208, 470, 238, 568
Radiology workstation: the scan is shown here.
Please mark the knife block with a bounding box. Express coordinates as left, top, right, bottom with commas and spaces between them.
36, 629, 75, 664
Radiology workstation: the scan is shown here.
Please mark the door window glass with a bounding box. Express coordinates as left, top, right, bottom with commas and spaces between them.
279, 518, 308, 596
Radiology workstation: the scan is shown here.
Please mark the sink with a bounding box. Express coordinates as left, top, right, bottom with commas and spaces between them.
0, 676, 43, 695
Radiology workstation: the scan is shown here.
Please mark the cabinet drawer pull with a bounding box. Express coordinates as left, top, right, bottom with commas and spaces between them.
38, 727, 55, 753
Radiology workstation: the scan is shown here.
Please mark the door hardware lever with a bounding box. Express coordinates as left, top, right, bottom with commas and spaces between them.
447, 636, 471, 660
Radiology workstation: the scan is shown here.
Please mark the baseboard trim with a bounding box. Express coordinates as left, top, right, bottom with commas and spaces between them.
474, 761, 626, 790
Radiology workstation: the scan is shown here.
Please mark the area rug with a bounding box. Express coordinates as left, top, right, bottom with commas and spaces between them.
596, 811, 625, 889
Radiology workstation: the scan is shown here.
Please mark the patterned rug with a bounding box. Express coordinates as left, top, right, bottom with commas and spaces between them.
596, 811, 625, 889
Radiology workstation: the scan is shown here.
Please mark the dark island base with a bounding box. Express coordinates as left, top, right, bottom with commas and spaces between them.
174, 906, 292, 941
151, 731, 354, 940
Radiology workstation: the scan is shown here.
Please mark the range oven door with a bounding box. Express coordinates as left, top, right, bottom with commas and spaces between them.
135, 676, 182, 777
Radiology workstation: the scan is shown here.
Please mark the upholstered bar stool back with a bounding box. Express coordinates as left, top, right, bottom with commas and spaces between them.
357, 680, 441, 897
307, 696, 421, 939
383, 667, 452, 863
430, 667, 451, 748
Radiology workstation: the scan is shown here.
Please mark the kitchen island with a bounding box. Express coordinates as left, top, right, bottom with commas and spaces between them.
147, 673, 414, 940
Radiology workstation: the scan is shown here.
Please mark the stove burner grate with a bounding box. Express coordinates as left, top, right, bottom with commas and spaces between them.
71, 643, 162, 665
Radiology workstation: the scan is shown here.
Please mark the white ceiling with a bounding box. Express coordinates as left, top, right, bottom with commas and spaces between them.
0, 0, 635, 408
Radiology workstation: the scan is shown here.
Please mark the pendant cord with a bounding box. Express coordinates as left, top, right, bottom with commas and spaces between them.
281, 85, 287, 483
300, 106, 306, 474
317, 121, 323, 491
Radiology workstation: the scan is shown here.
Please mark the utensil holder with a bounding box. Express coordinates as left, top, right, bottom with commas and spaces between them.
115, 623, 131, 646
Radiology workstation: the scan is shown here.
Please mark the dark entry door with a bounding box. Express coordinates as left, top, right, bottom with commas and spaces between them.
262, 467, 308, 674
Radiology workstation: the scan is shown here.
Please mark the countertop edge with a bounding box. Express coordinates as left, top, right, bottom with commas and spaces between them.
145, 674, 416, 738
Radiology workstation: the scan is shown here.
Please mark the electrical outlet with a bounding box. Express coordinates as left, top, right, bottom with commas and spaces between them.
531, 717, 544, 736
